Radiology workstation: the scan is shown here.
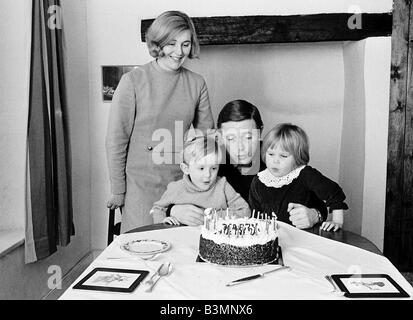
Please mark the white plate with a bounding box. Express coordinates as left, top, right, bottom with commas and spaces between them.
120, 239, 171, 256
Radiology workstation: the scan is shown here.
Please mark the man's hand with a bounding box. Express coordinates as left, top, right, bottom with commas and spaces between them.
170, 204, 204, 226
287, 202, 319, 229
107, 194, 125, 210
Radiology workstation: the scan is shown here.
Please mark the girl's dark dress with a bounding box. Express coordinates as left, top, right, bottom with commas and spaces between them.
249, 166, 348, 225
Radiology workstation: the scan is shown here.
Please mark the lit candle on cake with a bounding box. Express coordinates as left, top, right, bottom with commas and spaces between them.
204, 208, 210, 229
271, 212, 276, 231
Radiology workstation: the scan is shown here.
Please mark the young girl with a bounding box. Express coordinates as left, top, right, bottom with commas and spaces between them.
249, 123, 348, 231
150, 134, 250, 224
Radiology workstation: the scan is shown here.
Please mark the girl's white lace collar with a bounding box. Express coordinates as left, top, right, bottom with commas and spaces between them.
258, 166, 306, 188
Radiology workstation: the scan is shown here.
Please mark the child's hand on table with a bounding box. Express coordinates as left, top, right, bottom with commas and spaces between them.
320, 209, 344, 232
320, 221, 342, 232
170, 204, 204, 226
163, 216, 181, 225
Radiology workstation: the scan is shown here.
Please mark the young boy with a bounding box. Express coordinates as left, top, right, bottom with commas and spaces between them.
150, 134, 251, 224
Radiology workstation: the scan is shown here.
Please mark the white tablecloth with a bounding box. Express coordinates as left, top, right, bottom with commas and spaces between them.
60, 222, 413, 300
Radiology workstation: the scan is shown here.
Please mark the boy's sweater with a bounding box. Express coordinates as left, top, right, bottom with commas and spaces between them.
150, 175, 251, 223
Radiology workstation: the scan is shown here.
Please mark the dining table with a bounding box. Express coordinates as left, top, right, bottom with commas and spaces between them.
59, 221, 413, 300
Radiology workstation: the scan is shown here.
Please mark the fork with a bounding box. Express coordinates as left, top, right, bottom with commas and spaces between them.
144, 262, 173, 292
144, 262, 165, 286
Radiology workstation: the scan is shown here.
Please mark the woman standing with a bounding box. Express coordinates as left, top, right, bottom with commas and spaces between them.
106, 11, 214, 233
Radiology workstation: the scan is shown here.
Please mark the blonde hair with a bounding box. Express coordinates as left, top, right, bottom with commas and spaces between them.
261, 123, 310, 167
146, 11, 200, 59
183, 135, 223, 165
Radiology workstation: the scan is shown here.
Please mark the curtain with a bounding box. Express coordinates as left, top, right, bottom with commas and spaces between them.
25, 0, 74, 264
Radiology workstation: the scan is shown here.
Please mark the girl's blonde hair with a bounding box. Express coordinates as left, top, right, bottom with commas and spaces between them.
146, 11, 200, 59
261, 123, 310, 166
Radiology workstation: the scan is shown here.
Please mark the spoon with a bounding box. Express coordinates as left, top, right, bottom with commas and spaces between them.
145, 262, 173, 292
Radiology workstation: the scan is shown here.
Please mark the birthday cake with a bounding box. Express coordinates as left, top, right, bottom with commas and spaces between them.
198, 210, 279, 266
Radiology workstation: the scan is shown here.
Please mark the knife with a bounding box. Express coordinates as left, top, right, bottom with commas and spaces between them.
226, 266, 291, 286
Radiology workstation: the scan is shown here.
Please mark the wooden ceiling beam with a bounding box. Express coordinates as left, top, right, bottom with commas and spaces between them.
141, 13, 392, 45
